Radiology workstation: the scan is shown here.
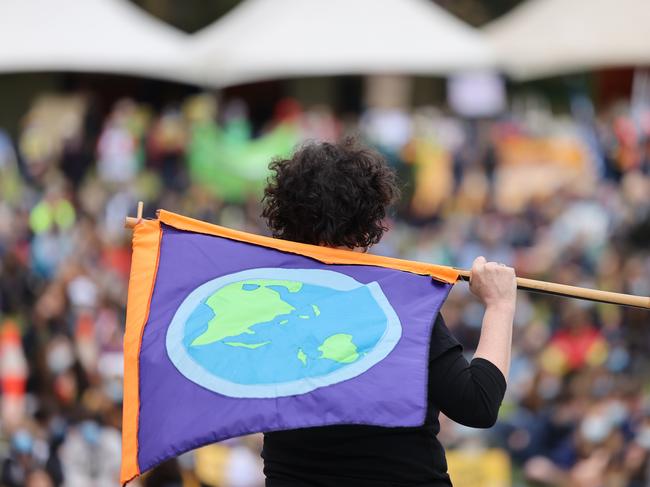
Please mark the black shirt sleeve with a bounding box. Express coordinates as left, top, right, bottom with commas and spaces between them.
428, 315, 507, 429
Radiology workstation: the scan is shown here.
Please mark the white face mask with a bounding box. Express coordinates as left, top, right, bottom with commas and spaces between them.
636, 427, 650, 449
47, 340, 74, 374
607, 401, 628, 426
580, 415, 612, 444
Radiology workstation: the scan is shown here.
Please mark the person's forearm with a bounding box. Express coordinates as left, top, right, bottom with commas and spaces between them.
472, 302, 515, 381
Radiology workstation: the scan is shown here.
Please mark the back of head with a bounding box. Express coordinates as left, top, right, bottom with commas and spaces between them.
262, 138, 399, 249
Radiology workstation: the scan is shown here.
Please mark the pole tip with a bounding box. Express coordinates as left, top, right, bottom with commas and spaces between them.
124, 201, 145, 229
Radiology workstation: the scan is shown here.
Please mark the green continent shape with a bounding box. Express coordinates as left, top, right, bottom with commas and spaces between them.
318, 334, 359, 363
191, 279, 302, 346
297, 348, 307, 365
312, 304, 320, 316
224, 341, 270, 349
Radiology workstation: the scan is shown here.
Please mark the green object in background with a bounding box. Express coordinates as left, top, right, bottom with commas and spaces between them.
0, 165, 23, 206
29, 199, 76, 234
188, 121, 241, 202
187, 121, 299, 203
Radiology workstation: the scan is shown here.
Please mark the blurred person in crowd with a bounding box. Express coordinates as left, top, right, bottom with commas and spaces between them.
146, 108, 187, 191
260, 139, 516, 487
401, 108, 455, 220
59, 418, 121, 487
1, 429, 51, 487
523, 397, 629, 487
300, 105, 341, 143
96, 99, 141, 186
540, 303, 608, 376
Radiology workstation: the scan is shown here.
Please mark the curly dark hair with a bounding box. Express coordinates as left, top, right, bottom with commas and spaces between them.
262, 138, 400, 249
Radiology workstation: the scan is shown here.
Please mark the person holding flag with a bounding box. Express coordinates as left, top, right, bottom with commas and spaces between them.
258, 139, 516, 487
119, 138, 517, 487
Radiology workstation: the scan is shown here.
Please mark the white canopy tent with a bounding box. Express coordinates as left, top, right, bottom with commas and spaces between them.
0, 0, 192, 83
188, 0, 496, 87
485, 0, 650, 80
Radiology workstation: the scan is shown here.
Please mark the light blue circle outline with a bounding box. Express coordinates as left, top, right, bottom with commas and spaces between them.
165, 268, 402, 398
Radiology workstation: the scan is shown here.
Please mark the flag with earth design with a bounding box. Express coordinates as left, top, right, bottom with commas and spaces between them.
120, 210, 458, 484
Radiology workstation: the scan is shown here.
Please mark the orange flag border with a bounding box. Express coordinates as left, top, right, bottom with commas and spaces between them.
121, 219, 162, 484
157, 209, 459, 284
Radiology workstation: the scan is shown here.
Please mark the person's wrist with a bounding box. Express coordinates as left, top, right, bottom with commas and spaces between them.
484, 299, 516, 314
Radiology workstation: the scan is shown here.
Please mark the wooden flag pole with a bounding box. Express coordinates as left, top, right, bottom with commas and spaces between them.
124, 203, 650, 309
455, 269, 650, 309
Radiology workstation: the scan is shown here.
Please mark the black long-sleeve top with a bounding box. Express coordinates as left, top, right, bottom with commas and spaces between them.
262, 315, 507, 487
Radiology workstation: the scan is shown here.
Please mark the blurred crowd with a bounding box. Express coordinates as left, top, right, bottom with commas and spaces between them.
0, 89, 649, 487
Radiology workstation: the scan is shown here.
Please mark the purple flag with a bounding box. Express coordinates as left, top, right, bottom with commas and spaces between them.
121, 210, 458, 484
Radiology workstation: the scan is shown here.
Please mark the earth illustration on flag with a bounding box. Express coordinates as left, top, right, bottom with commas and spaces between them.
165, 268, 402, 398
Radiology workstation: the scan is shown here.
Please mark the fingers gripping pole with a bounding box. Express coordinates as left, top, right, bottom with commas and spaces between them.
456, 269, 650, 309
